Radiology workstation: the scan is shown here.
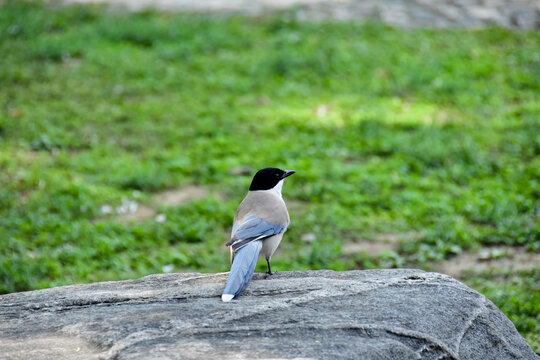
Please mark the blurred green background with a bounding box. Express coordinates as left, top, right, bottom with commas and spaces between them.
0, 0, 538, 351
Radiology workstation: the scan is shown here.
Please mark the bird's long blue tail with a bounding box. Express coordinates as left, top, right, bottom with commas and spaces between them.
222, 240, 262, 301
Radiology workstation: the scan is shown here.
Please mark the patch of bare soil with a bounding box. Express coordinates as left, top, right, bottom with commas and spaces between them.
152, 185, 210, 206
342, 240, 397, 256
117, 204, 156, 223
103, 185, 219, 223
375, 231, 423, 243
342, 231, 422, 256
436, 246, 540, 279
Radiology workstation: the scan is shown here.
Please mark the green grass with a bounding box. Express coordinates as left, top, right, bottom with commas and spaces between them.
0, 1, 539, 351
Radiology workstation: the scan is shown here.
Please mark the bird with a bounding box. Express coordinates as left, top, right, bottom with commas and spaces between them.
221, 167, 295, 302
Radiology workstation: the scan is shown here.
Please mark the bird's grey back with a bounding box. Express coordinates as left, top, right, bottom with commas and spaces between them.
234, 191, 289, 227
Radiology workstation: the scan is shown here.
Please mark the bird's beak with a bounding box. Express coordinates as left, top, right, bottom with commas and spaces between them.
282, 170, 296, 179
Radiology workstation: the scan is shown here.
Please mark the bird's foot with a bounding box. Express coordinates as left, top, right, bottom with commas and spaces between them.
264, 270, 277, 279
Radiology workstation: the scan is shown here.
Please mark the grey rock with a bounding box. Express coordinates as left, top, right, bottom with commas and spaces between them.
62, 0, 540, 29
0, 270, 538, 360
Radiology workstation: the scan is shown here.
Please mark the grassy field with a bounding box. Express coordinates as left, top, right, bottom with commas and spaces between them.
1, 1, 539, 351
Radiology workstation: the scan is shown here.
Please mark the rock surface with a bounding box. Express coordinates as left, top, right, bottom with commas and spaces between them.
62, 0, 540, 29
0, 269, 537, 360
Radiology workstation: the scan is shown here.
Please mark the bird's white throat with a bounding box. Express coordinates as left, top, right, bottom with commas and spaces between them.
272, 179, 284, 196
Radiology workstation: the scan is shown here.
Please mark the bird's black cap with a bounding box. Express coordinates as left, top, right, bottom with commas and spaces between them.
249, 168, 295, 191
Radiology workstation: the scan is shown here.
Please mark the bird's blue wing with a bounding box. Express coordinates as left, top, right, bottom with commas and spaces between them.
227, 215, 287, 252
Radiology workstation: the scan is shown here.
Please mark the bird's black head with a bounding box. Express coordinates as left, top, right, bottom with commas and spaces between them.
249, 167, 296, 191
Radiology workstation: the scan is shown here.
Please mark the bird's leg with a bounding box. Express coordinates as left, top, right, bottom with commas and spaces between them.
265, 259, 275, 277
